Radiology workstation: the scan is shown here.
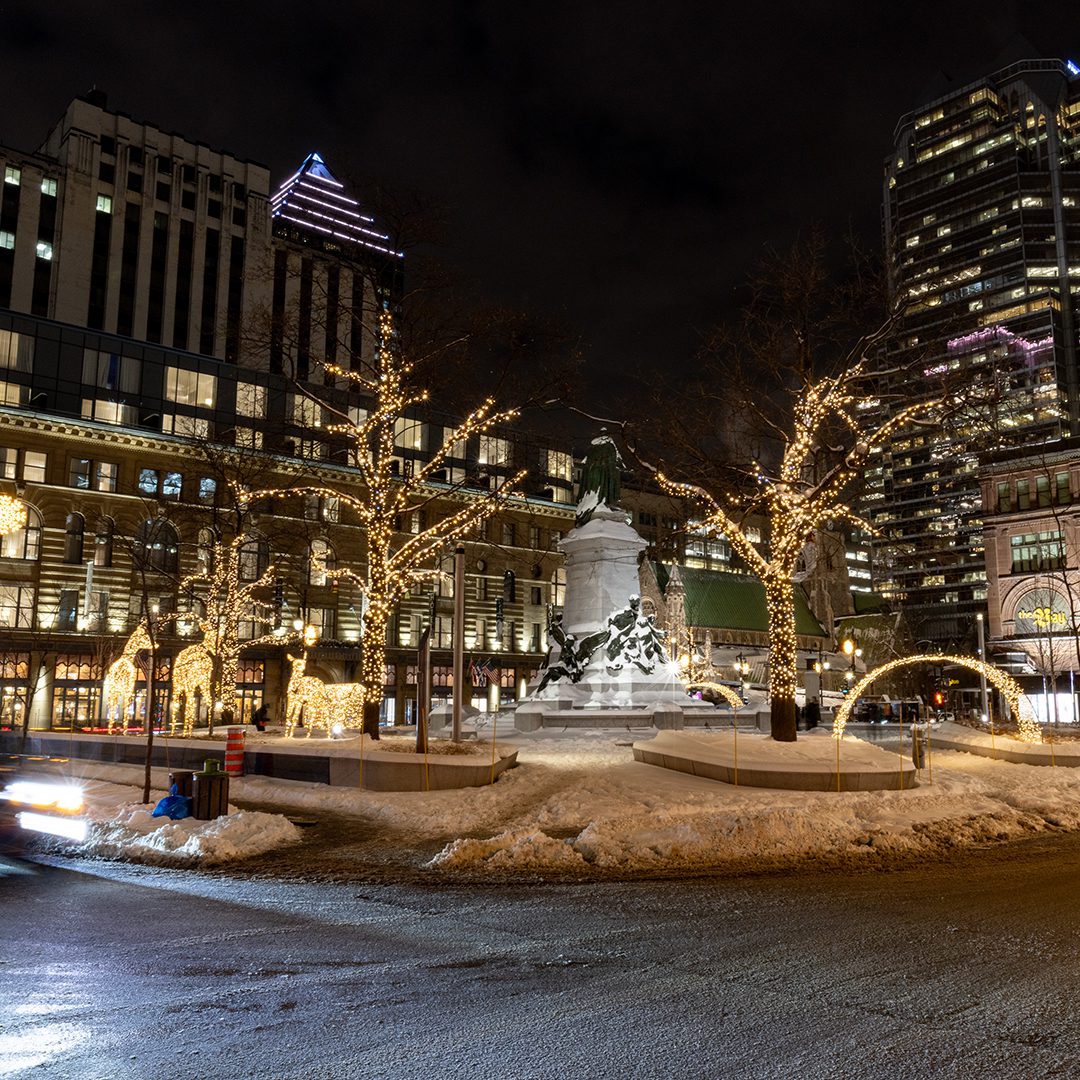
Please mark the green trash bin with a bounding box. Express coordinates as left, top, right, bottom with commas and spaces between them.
191, 759, 229, 820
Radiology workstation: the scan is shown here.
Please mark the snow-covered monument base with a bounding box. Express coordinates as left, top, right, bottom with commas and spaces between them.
515, 437, 709, 732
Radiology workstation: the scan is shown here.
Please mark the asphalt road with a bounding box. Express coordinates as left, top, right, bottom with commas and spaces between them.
4, 830, 1080, 1080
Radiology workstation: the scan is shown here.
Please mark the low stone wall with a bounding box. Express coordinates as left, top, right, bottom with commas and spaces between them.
632, 737, 918, 792
0, 732, 517, 790
329, 749, 518, 791
927, 722, 1080, 767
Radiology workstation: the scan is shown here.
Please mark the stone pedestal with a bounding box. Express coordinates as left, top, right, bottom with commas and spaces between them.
559, 504, 645, 636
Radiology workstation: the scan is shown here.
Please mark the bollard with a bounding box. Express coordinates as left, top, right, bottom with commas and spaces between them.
191, 758, 230, 820
224, 726, 245, 777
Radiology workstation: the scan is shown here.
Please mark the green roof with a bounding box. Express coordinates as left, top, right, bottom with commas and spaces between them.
852, 591, 890, 615
656, 565, 827, 638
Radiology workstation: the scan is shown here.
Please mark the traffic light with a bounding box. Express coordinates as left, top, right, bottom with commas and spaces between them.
932, 690, 945, 707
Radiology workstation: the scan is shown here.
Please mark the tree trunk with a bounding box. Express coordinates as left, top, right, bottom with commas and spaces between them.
765, 575, 798, 742
360, 610, 388, 741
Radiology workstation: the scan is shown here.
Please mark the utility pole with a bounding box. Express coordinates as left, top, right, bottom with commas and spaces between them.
976, 612, 989, 722
451, 545, 465, 742
416, 625, 430, 754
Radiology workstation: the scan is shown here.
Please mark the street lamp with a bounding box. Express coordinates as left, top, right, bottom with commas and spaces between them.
735, 653, 750, 702
842, 635, 861, 692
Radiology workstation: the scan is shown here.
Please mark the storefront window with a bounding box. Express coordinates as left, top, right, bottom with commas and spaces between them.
51, 653, 104, 731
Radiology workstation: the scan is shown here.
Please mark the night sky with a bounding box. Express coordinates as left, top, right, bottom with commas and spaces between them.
2, 1, 1080, 409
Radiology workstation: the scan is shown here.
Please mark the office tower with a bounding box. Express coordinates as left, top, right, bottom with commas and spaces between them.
870, 59, 1080, 645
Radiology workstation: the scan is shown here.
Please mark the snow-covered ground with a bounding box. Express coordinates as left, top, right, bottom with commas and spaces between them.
42, 725, 1080, 877
30, 778, 302, 867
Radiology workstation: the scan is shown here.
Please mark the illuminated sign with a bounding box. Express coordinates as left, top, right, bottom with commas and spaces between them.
1014, 588, 1071, 634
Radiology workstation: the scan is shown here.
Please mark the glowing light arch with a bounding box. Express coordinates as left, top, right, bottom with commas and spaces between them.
687, 681, 745, 711
832, 654, 1035, 742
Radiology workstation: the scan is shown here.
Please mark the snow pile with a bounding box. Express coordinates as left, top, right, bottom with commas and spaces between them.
32, 779, 303, 867
422, 730, 1080, 875
73, 804, 302, 867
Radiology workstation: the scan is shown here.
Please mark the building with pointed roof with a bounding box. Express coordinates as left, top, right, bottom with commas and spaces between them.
271, 152, 403, 260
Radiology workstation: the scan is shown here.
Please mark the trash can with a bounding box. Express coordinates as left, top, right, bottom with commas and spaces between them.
169, 770, 195, 798
191, 759, 230, 820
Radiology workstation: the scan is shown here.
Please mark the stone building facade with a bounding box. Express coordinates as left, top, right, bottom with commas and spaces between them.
0, 94, 577, 731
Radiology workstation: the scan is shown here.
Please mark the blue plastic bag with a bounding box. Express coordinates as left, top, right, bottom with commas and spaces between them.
152, 784, 192, 820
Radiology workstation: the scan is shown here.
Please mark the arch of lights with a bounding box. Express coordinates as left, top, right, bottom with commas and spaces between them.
832, 654, 1034, 743
687, 681, 745, 711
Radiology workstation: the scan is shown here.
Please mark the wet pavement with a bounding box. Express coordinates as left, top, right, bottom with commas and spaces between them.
3, 825, 1080, 1079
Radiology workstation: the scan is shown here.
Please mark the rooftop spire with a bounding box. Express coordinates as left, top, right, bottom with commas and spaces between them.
270, 152, 402, 259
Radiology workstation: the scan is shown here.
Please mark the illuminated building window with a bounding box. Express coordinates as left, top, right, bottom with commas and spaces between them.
165, 366, 216, 408
308, 539, 335, 585
546, 450, 573, 481
69, 457, 118, 491
1011, 531, 1065, 573
479, 436, 511, 467
0, 585, 34, 627
394, 417, 423, 451
236, 381, 265, 419
1, 505, 40, 560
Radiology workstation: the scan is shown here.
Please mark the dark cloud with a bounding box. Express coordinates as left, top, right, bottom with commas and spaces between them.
1, 0, 1078, 411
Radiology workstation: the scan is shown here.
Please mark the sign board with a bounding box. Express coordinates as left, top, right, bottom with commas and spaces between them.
1014, 587, 1072, 634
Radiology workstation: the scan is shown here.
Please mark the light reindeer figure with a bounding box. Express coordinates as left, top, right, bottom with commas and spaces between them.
103, 624, 153, 734
285, 651, 331, 738
285, 652, 366, 738
169, 642, 214, 737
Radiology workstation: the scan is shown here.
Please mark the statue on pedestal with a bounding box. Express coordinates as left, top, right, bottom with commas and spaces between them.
575, 433, 623, 526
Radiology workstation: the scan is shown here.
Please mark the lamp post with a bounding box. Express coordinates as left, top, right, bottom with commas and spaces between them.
735, 652, 750, 703
812, 649, 831, 698
841, 635, 861, 695
452, 544, 465, 743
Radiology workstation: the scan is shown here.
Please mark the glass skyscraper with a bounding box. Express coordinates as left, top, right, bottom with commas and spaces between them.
870, 59, 1080, 646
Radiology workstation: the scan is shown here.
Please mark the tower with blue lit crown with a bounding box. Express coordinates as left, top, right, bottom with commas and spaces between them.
270, 152, 402, 259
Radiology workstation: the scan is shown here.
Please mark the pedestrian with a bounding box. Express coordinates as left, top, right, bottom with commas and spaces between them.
251, 702, 270, 732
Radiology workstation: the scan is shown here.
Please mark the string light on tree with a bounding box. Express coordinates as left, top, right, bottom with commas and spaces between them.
243, 309, 526, 739
170, 532, 299, 737
654, 323, 944, 742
